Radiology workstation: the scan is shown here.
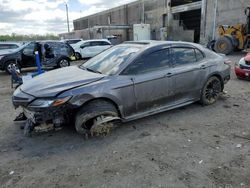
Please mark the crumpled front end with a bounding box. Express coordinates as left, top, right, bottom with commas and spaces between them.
12, 87, 74, 126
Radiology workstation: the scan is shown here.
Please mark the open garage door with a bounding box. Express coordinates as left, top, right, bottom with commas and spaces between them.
170, 0, 202, 43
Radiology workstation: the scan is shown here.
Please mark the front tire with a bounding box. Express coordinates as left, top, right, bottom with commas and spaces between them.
200, 76, 222, 105
75, 52, 82, 60
5, 60, 21, 74
75, 100, 119, 135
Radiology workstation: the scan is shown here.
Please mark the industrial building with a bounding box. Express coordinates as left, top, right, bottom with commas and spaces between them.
59, 0, 249, 44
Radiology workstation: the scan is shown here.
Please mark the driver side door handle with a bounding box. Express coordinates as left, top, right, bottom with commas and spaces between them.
200, 65, 207, 69
166, 72, 173, 77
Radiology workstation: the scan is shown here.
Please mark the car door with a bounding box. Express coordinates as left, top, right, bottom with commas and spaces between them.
21, 42, 37, 67
122, 48, 175, 113
88, 41, 111, 57
171, 46, 207, 103
79, 42, 91, 58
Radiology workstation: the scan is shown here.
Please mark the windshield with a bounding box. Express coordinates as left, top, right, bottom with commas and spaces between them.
80, 45, 141, 75
11, 42, 29, 53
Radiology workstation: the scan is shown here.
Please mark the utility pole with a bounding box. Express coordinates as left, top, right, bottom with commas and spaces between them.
141, 0, 145, 23
65, 2, 70, 33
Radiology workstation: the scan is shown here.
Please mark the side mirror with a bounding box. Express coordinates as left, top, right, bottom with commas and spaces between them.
80, 45, 85, 49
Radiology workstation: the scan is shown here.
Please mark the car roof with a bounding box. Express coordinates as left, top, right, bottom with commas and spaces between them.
63, 39, 82, 41
122, 40, 204, 50
0, 42, 21, 45
82, 39, 110, 43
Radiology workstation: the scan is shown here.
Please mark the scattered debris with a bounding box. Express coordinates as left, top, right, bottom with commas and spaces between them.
188, 139, 192, 142
113, 151, 118, 154
199, 160, 203, 164
223, 105, 231, 109
140, 132, 151, 137
240, 183, 245, 186
204, 124, 213, 127
236, 144, 242, 148
233, 104, 240, 107
9, 171, 14, 175
14, 112, 27, 122
179, 128, 188, 131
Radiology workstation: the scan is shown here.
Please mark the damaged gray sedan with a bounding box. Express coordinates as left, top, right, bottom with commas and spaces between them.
12, 41, 231, 136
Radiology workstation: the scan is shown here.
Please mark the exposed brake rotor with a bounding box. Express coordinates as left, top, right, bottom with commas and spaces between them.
89, 115, 120, 137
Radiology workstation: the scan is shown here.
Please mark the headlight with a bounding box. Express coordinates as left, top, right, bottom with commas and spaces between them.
236, 58, 245, 68
29, 96, 72, 108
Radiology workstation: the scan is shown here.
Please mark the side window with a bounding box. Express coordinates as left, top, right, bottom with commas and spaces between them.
195, 49, 205, 61
172, 47, 196, 66
61, 44, 72, 55
90, 41, 102, 46
80, 42, 90, 48
100, 41, 110, 46
23, 43, 35, 55
122, 49, 171, 75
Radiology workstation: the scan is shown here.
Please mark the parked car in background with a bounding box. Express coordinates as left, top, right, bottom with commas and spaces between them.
63, 39, 83, 45
0, 42, 24, 55
0, 42, 23, 50
235, 53, 250, 80
12, 41, 231, 136
72, 39, 112, 59
0, 41, 75, 74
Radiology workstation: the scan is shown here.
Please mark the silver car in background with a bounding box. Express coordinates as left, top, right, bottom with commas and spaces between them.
13, 41, 231, 136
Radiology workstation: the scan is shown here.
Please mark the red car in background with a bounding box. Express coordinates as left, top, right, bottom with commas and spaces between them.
235, 53, 250, 80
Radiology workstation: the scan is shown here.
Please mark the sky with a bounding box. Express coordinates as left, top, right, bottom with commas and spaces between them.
0, 0, 136, 35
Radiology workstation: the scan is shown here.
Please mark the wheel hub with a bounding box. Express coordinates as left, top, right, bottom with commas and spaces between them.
60, 60, 68, 67
205, 80, 221, 102
7, 63, 20, 73
88, 115, 120, 136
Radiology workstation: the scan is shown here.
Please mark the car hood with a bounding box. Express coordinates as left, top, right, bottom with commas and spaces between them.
20, 66, 104, 97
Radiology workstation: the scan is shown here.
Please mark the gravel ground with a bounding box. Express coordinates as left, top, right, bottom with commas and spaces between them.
0, 54, 250, 188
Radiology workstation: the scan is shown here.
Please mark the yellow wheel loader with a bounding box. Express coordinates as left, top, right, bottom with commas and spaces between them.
213, 7, 250, 55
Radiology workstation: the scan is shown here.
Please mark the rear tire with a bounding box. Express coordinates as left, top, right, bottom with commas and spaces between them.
200, 76, 222, 105
75, 100, 118, 135
58, 58, 70, 68
214, 37, 234, 55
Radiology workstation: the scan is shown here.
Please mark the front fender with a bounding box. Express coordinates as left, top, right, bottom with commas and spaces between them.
66, 93, 125, 117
